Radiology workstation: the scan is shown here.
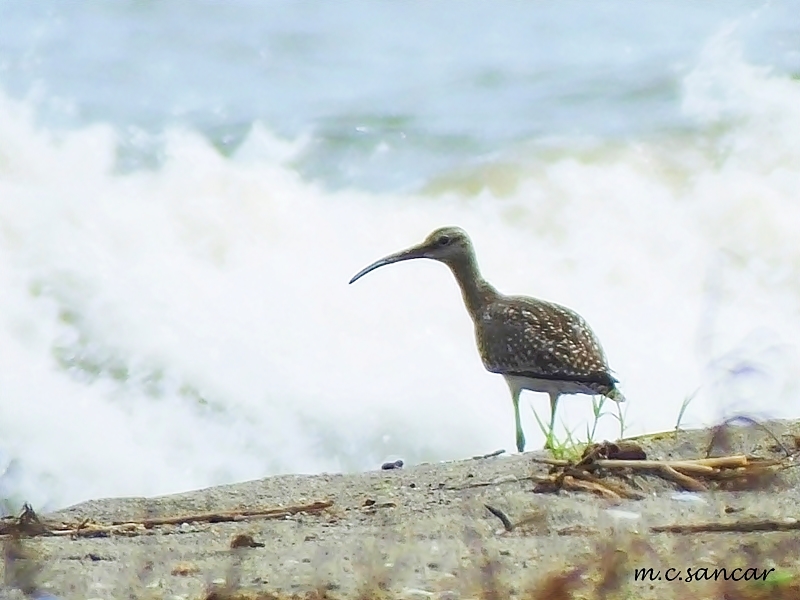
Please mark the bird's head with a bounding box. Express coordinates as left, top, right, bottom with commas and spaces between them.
349, 226, 474, 284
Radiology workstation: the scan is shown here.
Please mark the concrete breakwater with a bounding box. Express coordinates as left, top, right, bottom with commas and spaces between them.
2, 420, 800, 599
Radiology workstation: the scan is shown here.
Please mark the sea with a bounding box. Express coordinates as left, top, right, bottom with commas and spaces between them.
0, 1, 799, 514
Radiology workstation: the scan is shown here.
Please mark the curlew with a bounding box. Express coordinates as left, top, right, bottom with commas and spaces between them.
349, 226, 624, 452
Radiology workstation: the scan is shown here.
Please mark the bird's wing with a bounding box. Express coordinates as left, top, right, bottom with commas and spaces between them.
476, 298, 614, 385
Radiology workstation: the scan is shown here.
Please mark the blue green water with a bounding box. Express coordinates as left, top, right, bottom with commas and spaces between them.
1, 2, 797, 189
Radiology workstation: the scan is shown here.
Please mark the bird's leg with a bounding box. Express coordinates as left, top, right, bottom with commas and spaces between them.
545, 392, 559, 450
511, 387, 526, 453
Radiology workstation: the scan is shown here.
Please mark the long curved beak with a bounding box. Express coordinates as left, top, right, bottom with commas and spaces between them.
348, 246, 427, 284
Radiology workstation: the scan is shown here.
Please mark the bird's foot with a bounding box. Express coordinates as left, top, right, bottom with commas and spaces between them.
515, 431, 526, 454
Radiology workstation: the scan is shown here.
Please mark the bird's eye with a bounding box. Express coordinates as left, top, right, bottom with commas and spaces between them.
437, 235, 451, 246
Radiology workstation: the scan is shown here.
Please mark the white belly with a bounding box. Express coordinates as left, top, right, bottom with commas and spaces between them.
503, 374, 600, 397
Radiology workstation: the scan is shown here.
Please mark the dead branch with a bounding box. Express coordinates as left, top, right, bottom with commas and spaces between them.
658, 465, 707, 492
473, 449, 506, 459
590, 459, 715, 473
125, 500, 333, 528
531, 445, 791, 497
485, 504, 514, 532
0, 500, 334, 540
565, 469, 645, 500
561, 475, 621, 499
651, 518, 800, 534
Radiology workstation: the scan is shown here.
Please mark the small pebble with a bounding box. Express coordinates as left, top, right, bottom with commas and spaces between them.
671, 492, 708, 504
230, 533, 265, 548
171, 561, 200, 576
85, 552, 106, 561
402, 588, 434, 599
605, 509, 641, 521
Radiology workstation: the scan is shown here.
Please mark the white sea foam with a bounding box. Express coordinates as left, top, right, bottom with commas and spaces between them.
1, 36, 799, 511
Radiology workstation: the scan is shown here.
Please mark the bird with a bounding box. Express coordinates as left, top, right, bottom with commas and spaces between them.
348, 226, 624, 452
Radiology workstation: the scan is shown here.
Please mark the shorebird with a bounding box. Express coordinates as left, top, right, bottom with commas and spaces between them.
348, 226, 624, 452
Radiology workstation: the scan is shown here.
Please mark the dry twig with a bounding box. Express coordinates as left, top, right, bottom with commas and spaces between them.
651, 518, 800, 534
532, 442, 791, 497
0, 500, 334, 540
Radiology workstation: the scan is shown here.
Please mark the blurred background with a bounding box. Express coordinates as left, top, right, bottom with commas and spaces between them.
0, 1, 798, 513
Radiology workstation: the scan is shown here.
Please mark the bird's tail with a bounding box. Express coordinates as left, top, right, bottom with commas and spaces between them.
606, 386, 626, 403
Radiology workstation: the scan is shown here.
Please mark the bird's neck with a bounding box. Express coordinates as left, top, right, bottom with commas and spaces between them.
446, 254, 498, 319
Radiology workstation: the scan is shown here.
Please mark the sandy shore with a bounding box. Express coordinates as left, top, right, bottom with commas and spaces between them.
2, 420, 799, 599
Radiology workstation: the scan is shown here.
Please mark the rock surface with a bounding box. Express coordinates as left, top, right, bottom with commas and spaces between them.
2, 420, 800, 599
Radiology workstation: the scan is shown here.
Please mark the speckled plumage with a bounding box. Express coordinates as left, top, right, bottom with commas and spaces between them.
349, 226, 623, 452
476, 298, 616, 395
